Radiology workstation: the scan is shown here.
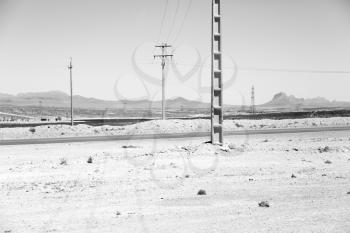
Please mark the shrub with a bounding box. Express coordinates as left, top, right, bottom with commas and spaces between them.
258, 201, 270, 208
87, 156, 93, 164
29, 127, 36, 133
121, 145, 138, 149
197, 189, 206, 195
318, 146, 330, 153
59, 158, 67, 165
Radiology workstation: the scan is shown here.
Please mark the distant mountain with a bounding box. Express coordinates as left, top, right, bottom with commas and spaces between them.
263, 92, 350, 109
17, 91, 69, 100
5, 90, 348, 112
0, 91, 210, 110
167, 97, 209, 108
0, 93, 14, 99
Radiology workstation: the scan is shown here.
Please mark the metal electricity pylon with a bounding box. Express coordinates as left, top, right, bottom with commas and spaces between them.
251, 86, 256, 114
154, 43, 173, 120
68, 57, 74, 126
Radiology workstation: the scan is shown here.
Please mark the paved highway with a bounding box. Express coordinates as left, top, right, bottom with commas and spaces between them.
1, 126, 350, 146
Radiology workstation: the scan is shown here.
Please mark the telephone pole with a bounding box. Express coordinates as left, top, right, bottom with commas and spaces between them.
68, 57, 74, 126
251, 86, 256, 114
154, 43, 173, 120
211, 0, 223, 144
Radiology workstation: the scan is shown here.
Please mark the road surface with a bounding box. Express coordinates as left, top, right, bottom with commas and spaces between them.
1, 126, 350, 146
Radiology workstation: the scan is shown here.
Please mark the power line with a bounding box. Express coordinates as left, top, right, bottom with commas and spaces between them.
238, 67, 350, 74
166, 0, 180, 43
172, 0, 193, 45
172, 62, 350, 74
134, 61, 350, 75
155, 0, 170, 44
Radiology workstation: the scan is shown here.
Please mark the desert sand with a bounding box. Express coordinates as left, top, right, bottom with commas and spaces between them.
1, 130, 350, 232
1, 117, 350, 140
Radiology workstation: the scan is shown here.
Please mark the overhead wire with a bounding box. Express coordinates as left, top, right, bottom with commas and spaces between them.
156, 0, 170, 44
136, 61, 350, 75
166, 0, 181, 43
238, 67, 350, 74
172, 0, 193, 45
152, 0, 170, 63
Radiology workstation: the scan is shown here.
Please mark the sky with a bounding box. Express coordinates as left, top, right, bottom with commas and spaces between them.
0, 0, 350, 105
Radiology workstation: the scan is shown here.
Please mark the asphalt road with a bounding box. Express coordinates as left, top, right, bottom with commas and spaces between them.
1, 126, 350, 146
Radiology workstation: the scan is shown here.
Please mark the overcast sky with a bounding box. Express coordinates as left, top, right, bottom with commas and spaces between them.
1, 0, 350, 104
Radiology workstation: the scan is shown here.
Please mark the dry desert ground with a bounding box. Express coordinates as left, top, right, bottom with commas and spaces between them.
1, 117, 350, 140
1, 130, 350, 232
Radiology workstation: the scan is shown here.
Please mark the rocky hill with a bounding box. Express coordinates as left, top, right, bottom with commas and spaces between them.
263, 92, 350, 108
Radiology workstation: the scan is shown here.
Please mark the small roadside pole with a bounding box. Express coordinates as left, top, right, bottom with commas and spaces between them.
154, 43, 173, 120
68, 57, 74, 126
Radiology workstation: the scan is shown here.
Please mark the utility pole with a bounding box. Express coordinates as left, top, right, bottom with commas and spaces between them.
154, 43, 173, 120
211, 0, 223, 144
251, 86, 256, 114
68, 57, 74, 126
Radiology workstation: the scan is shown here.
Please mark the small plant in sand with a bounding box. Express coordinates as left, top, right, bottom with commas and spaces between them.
59, 158, 67, 166
29, 127, 36, 133
324, 160, 332, 164
87, 156, 93, 164
121, 145, 138, 149
318, 146, 330, 153
258, 201, 270, 208
197, 189, 206, 195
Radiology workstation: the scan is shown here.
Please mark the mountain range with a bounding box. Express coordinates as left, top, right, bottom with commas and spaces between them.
0, 91, 210, 109
0, 91, 349, 110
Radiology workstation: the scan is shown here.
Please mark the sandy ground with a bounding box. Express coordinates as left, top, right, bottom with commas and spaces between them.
1, 131, 350, 232
1, 117, 350, 140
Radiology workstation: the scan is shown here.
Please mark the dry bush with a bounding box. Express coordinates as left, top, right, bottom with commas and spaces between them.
87, 156, 93, 164
318, 146, 330, 153
59, 158, 67, 165
122, 145, 138, 149
197, 189, 206, 195
258, 201, 270, 208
